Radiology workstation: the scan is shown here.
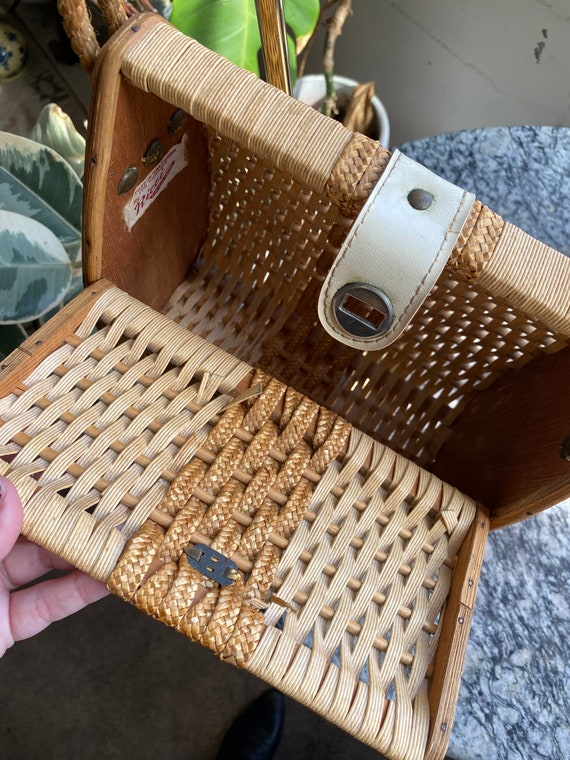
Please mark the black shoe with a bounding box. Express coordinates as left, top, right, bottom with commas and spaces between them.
216, 689, 286, 760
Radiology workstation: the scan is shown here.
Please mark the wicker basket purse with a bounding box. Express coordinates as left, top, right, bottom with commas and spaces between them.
1, 9, 569, 760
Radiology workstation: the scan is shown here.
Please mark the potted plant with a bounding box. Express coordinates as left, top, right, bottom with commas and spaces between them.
167, 0, 389, 144
294, 0, 389, 145
0, 108, 85, 358
168, 0, 320, 84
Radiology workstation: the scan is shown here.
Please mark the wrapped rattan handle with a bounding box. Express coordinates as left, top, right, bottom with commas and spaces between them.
118, 15, 357, 193
58, 0, 127, 73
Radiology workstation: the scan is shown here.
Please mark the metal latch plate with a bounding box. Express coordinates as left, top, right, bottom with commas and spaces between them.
184, 543, 241, 586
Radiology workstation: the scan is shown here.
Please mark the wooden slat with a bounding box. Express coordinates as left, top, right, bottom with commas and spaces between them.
0, 280, 113, 398
433, 347, 570, 529
425, 504, 489, 760
84, 15, 211, 311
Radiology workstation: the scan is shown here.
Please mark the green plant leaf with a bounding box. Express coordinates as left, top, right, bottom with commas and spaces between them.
170, 0, 319, 78
284, 0, 320, 41
0, 323, 27, 359
0, 132, 82, 261
0, 210, 72, 323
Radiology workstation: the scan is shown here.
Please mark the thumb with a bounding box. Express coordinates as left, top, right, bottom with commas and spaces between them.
0, 477, 23, 562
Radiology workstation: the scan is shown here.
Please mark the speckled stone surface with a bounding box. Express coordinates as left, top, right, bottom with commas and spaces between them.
400, 125, 570, 255
449, 500, 570, 760
400, 127, 570, 760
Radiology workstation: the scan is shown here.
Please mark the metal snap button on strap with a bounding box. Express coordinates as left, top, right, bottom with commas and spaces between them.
332, 283, 394, 339
318, 150, 476, 351
184, 543, 242, 585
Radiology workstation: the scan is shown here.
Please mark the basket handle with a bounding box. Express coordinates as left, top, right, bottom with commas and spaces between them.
114, 15, 362, 194
111, 19, 570, 346
57, 0, 127, 73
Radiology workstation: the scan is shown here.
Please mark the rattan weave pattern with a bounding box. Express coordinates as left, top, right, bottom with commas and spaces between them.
109, 366, 351, 665
248, 429, 477, 760
0, 284, 478, 760
448, 200, 505, 279
11, 10, 570, 760
163, 136, 569, 466
324, 133, 392, 216
0, 286, 253, 580
122, 22, 352, 194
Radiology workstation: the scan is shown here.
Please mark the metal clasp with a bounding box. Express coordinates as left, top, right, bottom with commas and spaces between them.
332, 283, 394, 339
184, 543, 242, 586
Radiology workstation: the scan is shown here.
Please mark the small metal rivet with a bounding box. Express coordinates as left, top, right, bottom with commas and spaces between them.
168, 109, 188, 135
441, 723, 447, 732
468, 579, 474, 587
458, 616, 464, 624
332, 283, 394, 339
117, 166, 138, 195
408, 188, 434, 210
142, 139, 164, 165
560, 435, 570, 461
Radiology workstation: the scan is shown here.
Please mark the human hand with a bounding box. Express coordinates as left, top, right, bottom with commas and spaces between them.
0, 476, 109, 658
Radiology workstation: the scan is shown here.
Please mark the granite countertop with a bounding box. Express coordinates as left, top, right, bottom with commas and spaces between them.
450, 500, 570, 760
401, 126, 570, 760
400, 125, 570, 254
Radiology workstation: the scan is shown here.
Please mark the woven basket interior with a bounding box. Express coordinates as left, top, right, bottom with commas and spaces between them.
162, 132, 569, 467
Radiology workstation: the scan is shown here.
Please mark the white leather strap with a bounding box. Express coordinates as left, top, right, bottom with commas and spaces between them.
318, 150, 475, 350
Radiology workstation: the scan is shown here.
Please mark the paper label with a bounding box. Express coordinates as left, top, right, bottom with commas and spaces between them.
123, 133, 188, 231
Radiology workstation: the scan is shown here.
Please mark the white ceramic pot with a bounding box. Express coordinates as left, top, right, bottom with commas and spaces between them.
294, 74, 390, 148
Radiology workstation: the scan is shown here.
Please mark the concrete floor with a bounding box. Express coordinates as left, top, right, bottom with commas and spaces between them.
0, 593, 385, 760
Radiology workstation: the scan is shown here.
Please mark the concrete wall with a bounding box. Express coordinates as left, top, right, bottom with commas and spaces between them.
307, 0, 570, 147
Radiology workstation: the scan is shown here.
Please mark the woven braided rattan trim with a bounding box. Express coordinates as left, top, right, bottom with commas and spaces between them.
324, 133, 392, 217
448, 200, 505, 280
108, 370, 350, 665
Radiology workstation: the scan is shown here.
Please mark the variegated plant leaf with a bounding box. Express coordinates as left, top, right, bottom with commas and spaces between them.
0, 210, 73, 323
0, 132, 82, 261
30, 104, 86, 179
38, 267, 84, 326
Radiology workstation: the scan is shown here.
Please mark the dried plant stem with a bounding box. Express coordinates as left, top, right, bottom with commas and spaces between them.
297, 0, 339, 78
322, 0, 352, 117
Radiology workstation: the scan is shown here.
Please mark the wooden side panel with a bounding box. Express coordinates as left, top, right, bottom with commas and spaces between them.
0, 280, 114, 397
425, 506, 489, 760
433, 347, 570, 529
83, 17, 211, 312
